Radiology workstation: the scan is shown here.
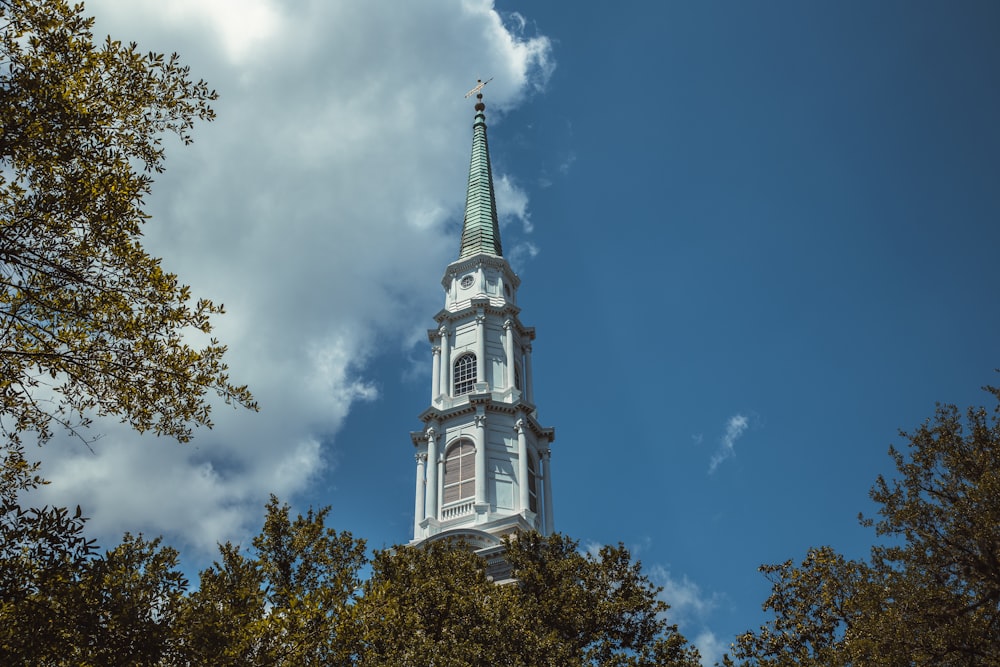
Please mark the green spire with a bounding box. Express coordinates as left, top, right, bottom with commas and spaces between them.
458, 94, 502, 259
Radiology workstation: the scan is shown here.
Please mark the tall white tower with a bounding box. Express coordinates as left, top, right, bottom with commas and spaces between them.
410, 91, 555, 549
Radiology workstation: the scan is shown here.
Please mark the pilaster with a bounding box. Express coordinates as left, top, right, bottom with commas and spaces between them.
475, 310, 486, 386
474, 410, 488, 513
425, 426, 439, 521
431, 344, 441, 401
439, 325, 450, 398
413, 452, 427, 537
524, 343, 534, 403
515, 418, 530, 514
504, 320, 515, 392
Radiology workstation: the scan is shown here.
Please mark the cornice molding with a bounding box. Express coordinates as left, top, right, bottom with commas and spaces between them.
434, 304, 529, 333
418, 396, 554, 442
442, 254, 520, 290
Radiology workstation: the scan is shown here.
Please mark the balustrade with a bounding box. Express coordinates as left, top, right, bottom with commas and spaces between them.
441, 499, 475, 520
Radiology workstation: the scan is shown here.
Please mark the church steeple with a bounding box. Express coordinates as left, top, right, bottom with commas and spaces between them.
458, 89, 502, 259
409, 87, 555, 552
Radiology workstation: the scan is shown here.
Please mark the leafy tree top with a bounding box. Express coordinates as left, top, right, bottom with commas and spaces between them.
0, 0, 256, 446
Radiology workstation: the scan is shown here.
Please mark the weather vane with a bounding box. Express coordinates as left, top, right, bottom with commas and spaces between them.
464, 77, 494, 98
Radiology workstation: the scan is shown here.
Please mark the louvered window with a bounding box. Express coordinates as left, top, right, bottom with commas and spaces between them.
454, 353, 477, 396
443, 440, 475, 504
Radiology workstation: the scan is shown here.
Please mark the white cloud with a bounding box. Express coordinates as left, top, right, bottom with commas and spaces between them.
505, 11, 529, 35
708, 413, 750, 474
650, 565, 720, 624
495, 174, 533, 232
649, 565, 726, 667
31, 0, 554, 555
506, 240, 540, 273
160, 0, 284, 63
82, 0, 285, 66
493, 173, 540, 270
693, 630, 728, 667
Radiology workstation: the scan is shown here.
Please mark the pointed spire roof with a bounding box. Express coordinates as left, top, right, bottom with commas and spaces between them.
458, 91, 503, 260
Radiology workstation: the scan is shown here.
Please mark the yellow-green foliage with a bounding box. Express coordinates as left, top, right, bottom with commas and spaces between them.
732, 386, 1000, 666
0, 0, 255, 446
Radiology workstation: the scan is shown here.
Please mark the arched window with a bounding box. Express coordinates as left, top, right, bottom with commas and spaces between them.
443, 440, 475, 504
527, 452, 538, 513
454, 353, 476, 396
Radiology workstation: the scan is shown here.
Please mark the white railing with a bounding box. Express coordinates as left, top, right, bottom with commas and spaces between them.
441, 500, 474, 520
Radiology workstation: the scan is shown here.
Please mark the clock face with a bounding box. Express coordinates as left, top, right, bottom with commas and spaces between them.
460, 275, 474, 289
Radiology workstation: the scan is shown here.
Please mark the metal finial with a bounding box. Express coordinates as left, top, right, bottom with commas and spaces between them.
464, 77, 494, 99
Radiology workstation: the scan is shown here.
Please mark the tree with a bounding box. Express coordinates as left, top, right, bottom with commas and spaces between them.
249, 496, 367, 665
859, 386, 1000, 663
2, 476, 704, 664
178, 496, 367, 665
506, 532, 703, 666
728, 547, 872, 666
0, 452, 97, 664
176, 542, 270, 665
354, 532, 703, 666
0, 449, 187, 666
353, 539, 521, 666
732, 385, 1000, 666
0, 0, 255, 446
73, 534, 189, 666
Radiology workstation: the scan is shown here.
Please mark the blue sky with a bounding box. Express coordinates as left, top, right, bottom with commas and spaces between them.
33, 1, 1000, 663
329, 1, 1000, 657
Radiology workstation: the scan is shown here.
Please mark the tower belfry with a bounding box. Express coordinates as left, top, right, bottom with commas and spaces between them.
410, 88, 555, 549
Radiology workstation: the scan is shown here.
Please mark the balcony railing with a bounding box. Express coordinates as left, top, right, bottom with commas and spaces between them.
441, 499, 474, 520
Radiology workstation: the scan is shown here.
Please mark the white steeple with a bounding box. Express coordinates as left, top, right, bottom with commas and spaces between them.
410, 90, 555, 547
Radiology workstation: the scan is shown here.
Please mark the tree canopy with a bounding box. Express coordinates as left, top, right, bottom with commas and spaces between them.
0, 0, 255, 447
355, 532, 702, 666
0, 464, 703, 666
731, 385, 1000, 666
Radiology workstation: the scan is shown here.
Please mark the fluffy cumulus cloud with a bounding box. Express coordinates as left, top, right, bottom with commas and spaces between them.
34, 1, 553, 553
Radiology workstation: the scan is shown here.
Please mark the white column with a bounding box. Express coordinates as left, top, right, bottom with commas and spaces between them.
439, 326, 450, 397
438, 457, 444, 514
475, 311, 486, 387
413, 452, 426, 537
431, 345, 441, 401
515, 419, 529, 513
503, 320, 515, 392
474, 413, 487, 505
542, 447, 554, 534
524, 343, 534, 403
425, 427, 439, 520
